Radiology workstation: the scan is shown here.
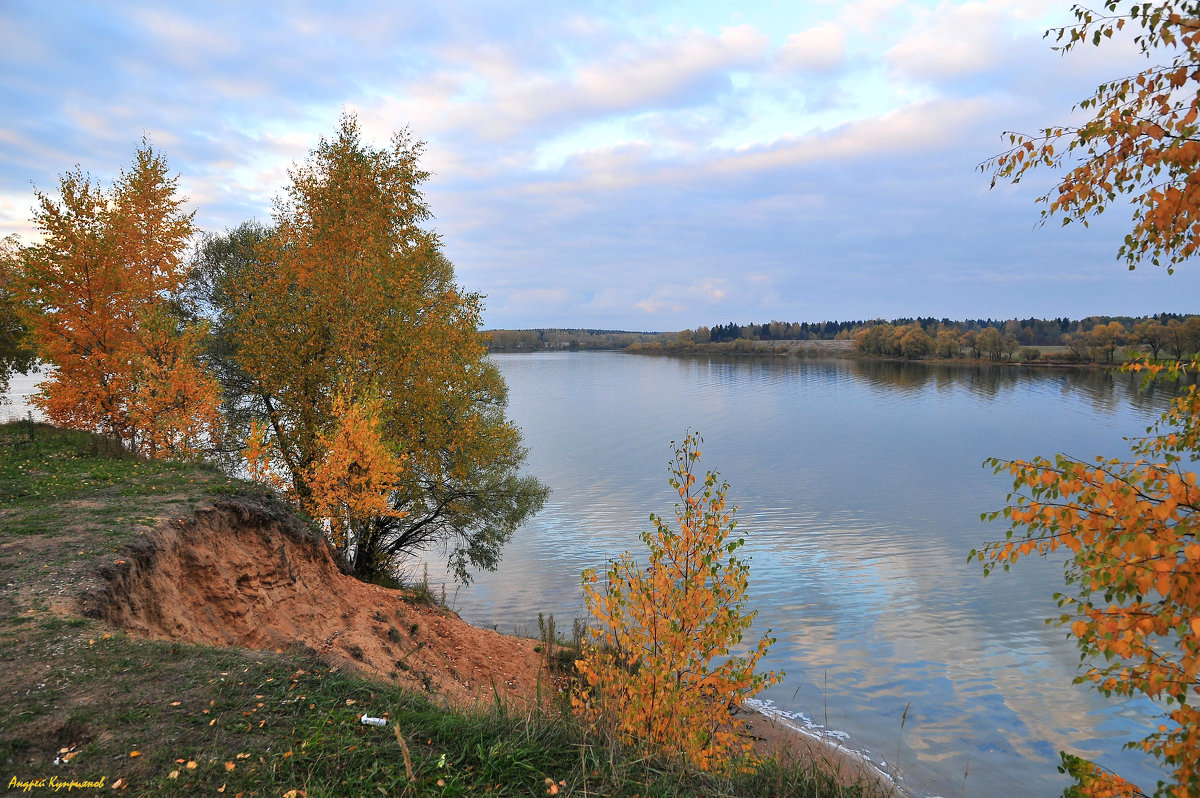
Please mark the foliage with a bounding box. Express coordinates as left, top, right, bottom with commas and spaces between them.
979, 2, 1200, 793
301, 387, 410, 549
0, 237, 37, 395
194, 115, 547, 582
1060, 752, 1149, 798
973, 360, 1200, 796
574, 432, 781, 772
13, 143, 220, 458
984, 0, 1200, 272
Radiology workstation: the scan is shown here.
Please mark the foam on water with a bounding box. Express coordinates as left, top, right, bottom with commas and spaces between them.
743, 697, 909, 795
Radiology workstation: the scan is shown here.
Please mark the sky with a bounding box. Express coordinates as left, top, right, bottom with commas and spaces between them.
2, 0, 1197, 331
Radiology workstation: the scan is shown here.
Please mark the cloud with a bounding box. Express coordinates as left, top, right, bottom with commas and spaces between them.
3, 0, 1199, 333
573, 25, 768, 110
634, 279, 728, 314
426, 24, 770, 141
886, 2, 1006, 80
776, 23, 846, 72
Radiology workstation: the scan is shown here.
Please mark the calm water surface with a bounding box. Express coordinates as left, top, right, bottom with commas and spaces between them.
432, 352, 1181, 798
4, 355, 1181, 796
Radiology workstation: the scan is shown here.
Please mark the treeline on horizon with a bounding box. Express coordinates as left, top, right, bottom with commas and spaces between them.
486, 313, 1200, 360
485, 328, 672, 351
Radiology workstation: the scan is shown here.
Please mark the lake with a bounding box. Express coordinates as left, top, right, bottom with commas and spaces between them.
4, 354, 1183, 796
428, 352, 1182, 797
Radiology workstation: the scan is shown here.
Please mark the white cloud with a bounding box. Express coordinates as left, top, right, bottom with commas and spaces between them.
133, 8, 236, 61
427, 25, 770, 140
884, 0, 1067, 82
635, 279, 728, 314
776, 23, 846, 72
573, 25, 768, 109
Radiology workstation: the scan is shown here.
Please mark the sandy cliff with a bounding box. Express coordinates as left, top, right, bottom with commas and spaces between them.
80, 498, 552, 707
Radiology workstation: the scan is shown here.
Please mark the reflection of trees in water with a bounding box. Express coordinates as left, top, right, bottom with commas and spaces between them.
662, 354, 1192, 416
847, 359, 1191, 413
676, 354, 852, 389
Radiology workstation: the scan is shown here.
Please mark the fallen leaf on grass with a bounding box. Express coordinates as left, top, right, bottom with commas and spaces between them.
224, 762, 235, 772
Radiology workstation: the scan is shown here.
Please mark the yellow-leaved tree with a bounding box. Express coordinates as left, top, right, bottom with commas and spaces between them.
981, 3, 1200, 795
191, 115, 547, 583
15, 143, 220, 457
574, 432, 781, 772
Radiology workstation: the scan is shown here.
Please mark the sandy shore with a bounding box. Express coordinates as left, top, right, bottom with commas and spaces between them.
741, 700, 906, 796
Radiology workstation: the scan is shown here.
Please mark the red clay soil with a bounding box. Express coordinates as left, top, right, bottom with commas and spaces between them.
80, 498, 555, 708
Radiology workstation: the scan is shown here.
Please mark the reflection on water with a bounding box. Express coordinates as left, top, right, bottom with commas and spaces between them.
421, 353, 1182, 797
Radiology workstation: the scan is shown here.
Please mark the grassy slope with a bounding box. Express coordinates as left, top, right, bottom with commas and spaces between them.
0, 421, 886, 797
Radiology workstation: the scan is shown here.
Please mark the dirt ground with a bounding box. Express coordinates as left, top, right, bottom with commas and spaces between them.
78, 497, 564, 709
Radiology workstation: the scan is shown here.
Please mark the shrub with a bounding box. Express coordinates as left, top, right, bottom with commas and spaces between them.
574, 432, 781, 771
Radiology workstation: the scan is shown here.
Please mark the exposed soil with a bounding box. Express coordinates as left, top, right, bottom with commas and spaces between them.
80, 497, 558, 708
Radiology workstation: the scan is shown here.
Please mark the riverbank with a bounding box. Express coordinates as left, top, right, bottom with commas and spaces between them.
0, 421, 897, 796
622, 338, 1150, 371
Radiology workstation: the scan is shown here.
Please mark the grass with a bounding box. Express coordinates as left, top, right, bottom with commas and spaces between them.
0, 421, 893, 796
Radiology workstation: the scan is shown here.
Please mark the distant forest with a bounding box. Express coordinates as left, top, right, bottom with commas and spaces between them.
690, 314, 1199, 347
484, 328, 673, 351
486, 313, 1200, 362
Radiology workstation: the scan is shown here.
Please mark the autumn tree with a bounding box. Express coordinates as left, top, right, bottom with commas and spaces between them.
1091, 320, 1129, 363
964, 329, 982, 359
899, 324, 935, 359
983, 3, 1200, 794
985, 1, 1200, 273
14, 144, 219, 457
574, 432, 781, 772
977, 326, 1005, 361
936, 326, 963, 359
195, 115, 547, 583
974, 363, 1200, 796
1135, 320, 1170, 360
